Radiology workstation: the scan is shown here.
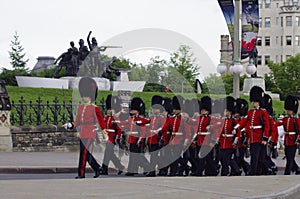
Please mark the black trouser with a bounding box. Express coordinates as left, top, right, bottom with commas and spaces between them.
169, 145, 184, 175
284, 145, 297, 175
220, 148, 235, 176
189, 146, 200, 174
198, 145, 218, 176
249, 142, 265, 176
158, 145, 171, 175
127, 143, 149, 173
102, 142, 124, 172
234, 146, 250, 174
148, 144, 160, 173
78, 138, 100, 177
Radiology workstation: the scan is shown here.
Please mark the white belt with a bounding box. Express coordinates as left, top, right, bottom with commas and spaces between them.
198, 132, 211, 135
249, 125, 262, 129
171, 132, 183, 136
150, 130, 159, 133
222, 134, 234, 138
285, 132, 296, 135
128, 131, 139, 135
106, 129, 115, 133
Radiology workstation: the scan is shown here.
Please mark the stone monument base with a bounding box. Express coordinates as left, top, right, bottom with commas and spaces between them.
242, 77, 280, 100
242, 77, 266, 94
0, 127, 12, 152
111, 81, 146, 92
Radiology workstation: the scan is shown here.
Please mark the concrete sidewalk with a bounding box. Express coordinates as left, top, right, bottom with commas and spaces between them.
0, 152, 298, 173
1, 152, 300, 198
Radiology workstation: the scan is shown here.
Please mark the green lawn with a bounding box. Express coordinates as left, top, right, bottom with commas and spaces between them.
7, 86, 285, 116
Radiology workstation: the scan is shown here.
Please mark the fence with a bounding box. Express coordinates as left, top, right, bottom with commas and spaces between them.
10, 96, 106, 126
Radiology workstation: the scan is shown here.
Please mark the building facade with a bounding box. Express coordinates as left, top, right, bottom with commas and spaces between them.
220, 0, 300, 76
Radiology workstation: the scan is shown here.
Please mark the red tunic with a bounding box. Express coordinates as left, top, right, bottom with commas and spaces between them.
161, 114, 190, 145
123, 115, 150, 144
147, 114, 166, 145
275, 117, 300, 146
235, 108, 270, 144
105, 115, 122, 144
219, 117, 237, 149
74, 104, 106, 139
188, 115, 211, 146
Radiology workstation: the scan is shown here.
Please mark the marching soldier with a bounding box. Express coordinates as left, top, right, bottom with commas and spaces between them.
146, 95, 166, 177
181, 98, 200, 176
275, 95, 300, 175
232, 98, 250, 175
124, 97, 150, 176
64, 77, 105, 179
100, 94, 125, 175
160, 95, 190, 176
218, 96, 240, 176
233, 86, 270, 176
186, 96, 216, 176
157, 97, 173, 176
262, 94, 278, 175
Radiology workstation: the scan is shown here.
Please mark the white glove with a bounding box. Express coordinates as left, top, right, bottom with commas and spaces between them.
63, 122, 74, 130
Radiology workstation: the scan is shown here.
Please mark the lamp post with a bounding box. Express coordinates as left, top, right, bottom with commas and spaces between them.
159, 71, 166, 92
217, 0, 257, 98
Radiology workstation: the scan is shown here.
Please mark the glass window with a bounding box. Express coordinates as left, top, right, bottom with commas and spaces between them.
265, 36, 271, 46
281, 17, 283, 27
286, 16, 293, 26
265, 0, 271, 8
259, 18, 262, 28
286, 55, 292, 60
295, 35, 300, 46
265, 17, 271, 27
265, 55, 270, 65
287, 36, 292, 45
276, 36, 279, 45
257, 56, 262, 65
285, 0, 290, 6
259, 0, 262, 8
296, 16, 300, 26
257, 37, 262, 46
293, 0, 298, 6
281, 36, 283, 46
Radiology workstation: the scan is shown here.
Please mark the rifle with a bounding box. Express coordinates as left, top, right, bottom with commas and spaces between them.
231, 117, 239, 157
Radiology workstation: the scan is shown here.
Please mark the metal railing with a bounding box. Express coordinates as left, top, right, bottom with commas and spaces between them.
10, 96, 106, 126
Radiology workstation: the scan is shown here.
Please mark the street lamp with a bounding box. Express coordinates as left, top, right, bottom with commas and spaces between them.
216, 0, 257, 98
159, 71, 166, 92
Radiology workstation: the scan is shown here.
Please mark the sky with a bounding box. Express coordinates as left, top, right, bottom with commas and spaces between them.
0, 0, 229, 77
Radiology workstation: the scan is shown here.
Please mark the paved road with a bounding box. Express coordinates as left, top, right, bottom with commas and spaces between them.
0, 152, 300, 198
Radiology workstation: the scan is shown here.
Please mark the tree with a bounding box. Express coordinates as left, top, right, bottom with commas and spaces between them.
268, 55, 300, 99
203, 73, 247, 95
8, 31, 29, 71
164, 45, 200, 93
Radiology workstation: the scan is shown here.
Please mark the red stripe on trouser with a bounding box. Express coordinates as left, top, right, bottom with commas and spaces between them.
80, 138, 91, 177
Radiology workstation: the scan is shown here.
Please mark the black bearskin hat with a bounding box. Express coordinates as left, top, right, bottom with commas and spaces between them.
106, 94, 121, 112
225, 96, 236, 113
284, 95, 299, 114
130, 97, 146, 115
183, 99, 195, 117
235, 98, 248, 116
263, 94, 273, 116
250, 86, 264, 105
212, 98, 225, 115
163, 97, 173, 115
172, 95, 184, 110
200, 96, 212, 114
151, 95, 164, 111
78, 77, 98, 102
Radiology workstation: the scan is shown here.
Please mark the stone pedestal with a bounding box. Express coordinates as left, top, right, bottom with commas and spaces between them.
242, 77, 266, 95
0, 111, 12, 152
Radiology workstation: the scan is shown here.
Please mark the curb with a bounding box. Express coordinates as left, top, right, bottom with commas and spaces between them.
0, 167, 118, 174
